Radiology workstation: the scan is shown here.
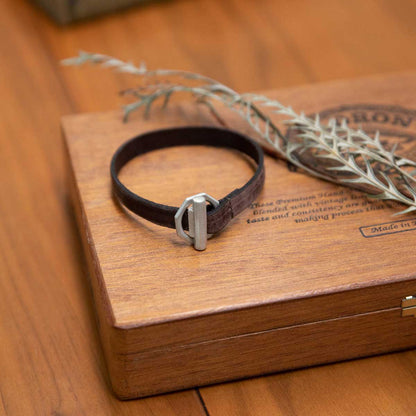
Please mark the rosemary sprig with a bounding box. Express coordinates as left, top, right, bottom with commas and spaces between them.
62, 51, 416, 215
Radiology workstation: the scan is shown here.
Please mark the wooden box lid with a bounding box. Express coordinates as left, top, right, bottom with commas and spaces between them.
62, 72, 416, 398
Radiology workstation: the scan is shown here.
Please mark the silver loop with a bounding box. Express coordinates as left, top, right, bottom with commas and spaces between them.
174, 193, 219, 250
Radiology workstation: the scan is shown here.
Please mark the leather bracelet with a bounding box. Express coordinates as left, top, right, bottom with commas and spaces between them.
110, 126, 265, 250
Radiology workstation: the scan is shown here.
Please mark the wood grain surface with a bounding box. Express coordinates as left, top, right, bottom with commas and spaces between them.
2, 0, 416, 414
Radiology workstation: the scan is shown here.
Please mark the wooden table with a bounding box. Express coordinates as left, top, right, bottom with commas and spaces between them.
1, 0, 416, 414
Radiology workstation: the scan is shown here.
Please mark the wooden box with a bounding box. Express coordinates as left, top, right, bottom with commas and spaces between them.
62, 72, 416, 399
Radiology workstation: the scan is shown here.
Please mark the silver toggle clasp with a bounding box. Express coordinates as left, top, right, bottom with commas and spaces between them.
175, 193, 219, 251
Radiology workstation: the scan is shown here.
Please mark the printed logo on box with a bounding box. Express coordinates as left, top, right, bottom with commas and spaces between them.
360, 218, 416, 238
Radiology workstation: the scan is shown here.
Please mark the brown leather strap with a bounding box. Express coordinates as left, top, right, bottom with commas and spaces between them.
110, 126, 265, 234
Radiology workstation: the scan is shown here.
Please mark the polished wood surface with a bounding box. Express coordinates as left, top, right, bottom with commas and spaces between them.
2, 0, 416, 413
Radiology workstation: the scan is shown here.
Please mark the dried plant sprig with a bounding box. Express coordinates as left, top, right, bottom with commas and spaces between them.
62, 51, 416, 215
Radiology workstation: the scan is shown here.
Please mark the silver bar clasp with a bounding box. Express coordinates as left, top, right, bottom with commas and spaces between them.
175, 193, 219, 251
